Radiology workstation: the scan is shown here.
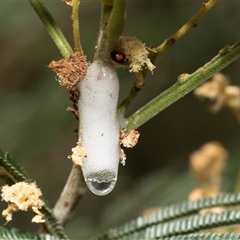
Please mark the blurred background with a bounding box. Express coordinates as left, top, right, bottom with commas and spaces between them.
0, 0, 240, 238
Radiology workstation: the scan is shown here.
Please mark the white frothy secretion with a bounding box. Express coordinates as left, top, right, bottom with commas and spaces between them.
78, 61, 120, 196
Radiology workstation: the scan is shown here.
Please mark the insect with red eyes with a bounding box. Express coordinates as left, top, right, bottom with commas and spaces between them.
110, 50, 128, 65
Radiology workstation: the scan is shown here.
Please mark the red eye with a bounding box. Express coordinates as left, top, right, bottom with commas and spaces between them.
111, 50, 128, 65
115, 53, 124, 61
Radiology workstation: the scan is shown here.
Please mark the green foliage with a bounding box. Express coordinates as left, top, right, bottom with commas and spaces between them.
29, 0, 73, 58
0, 149, 30, 184
1, 1, 240, 240
100, 210, 240, 239
163, 233, 240, 240
0, 149, 68, 239
0, 226, 60, 240
97, 193, 240, 239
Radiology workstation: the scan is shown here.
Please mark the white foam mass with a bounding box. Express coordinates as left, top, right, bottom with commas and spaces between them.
78, 61, 120, 196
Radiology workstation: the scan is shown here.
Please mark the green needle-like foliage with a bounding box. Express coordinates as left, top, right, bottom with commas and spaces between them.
28, 0, 73, 58
163, 233, 240, 240
0, 149, 31, 184
98, 192, 240, 239
2, 1, 240, 239
0, 149, 68, 239
0, 226, 61, 240
99, 210, 240, 239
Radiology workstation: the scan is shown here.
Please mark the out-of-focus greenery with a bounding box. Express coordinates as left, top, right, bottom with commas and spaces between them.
0, 1, 240, 239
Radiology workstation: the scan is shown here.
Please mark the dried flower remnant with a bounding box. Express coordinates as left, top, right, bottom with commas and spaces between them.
48, 52, 89, 89
142, 207, 160, 216
190, 141, 228, 194
199, 206, 225, 215
112, 37, 155, 73
119, 130, 140, 166
68, 87, 80, 120
119, 148, 126, 166
224, 86, 240, 109
1, 182, 44, 223
188, 187, 220, 201
194, 73, 240, 113
189, 143, 228, 217
62, 0, 73, 6
188, 188, 225, 217
119, 130, 140, 148
188, 188, 205, 201
68, 141, 86, 166
66, 105, 79, 119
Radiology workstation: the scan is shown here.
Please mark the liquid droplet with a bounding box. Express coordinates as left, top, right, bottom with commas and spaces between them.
86, 179, 116, 196
85, 170, 117, 196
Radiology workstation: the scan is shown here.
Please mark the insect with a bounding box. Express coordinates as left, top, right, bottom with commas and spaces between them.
110, 50, 128, 65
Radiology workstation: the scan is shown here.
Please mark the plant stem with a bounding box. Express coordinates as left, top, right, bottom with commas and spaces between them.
94, 3, 113, 60
106, 0, 126, 48
155, 0, 218, 57
53, 1, 125, 221
29, 0, 86, 229
53, 165, 87, 226
125, 40, 240, 132
118, 72, 144, 114
119, 0, 218, 116
28, 0, 73, 58
72, 0, 83, 54
95, 0, 126, 61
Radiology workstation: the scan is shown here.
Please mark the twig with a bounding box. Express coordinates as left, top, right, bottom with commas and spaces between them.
155, 0, 218, 57
52, 0, 125, 224
118, 0, 218, 116
28, 0, 73, 58
94, 3, 113, 60
72, 0, 83, 54
28, 0, 87, 227
95, 0, 126, 61
106, 0, 126, 48
118, 72, 144, 114
125, 41, 240, 132
53, 165, 87, 226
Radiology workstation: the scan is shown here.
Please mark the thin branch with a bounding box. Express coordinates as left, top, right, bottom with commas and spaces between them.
155, 0, 218, 57
28, 0, 73, 58
118, 0, 218, 116
53, 1, 125, 220
29, 0, 87, 228
72, 0, 83, 54
106, 0, 126, 48
118, 72, 144, 114
95, 0, 126, 61
94, 3, 113, 60
53, 165, 87, 226
125, 40, 240, 132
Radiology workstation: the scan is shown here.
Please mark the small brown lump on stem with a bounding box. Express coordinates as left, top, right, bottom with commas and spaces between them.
48, 52, 89, 90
